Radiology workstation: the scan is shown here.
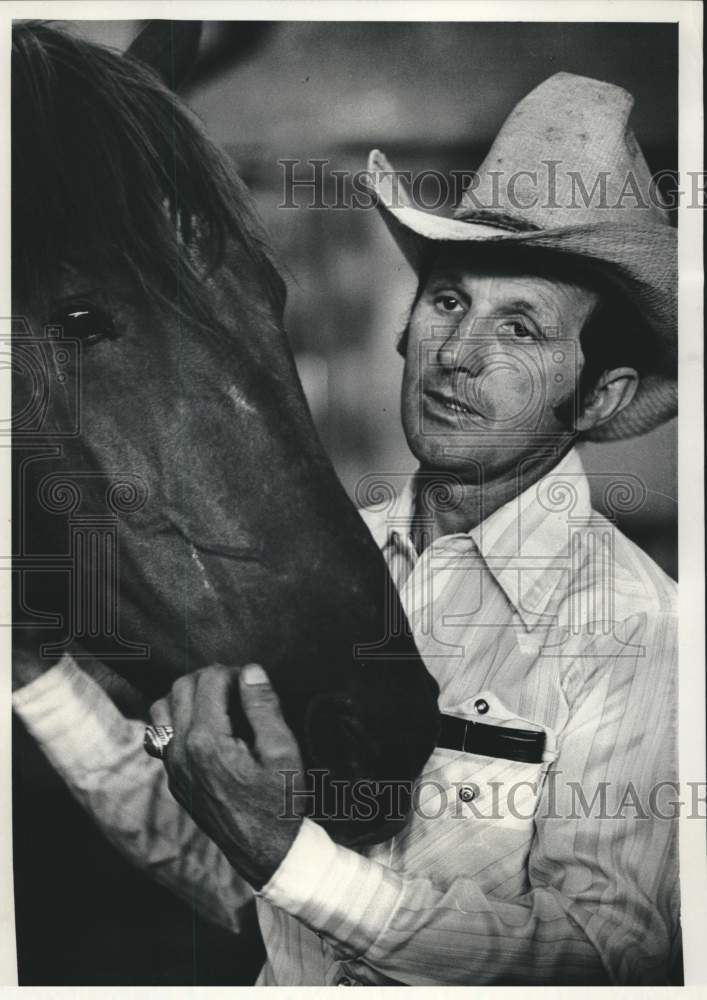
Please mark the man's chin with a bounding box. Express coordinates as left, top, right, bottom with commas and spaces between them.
406, 437, 487, 483
409, 439, 558, 489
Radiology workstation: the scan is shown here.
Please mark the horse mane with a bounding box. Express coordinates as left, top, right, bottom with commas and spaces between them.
12, 20, 285, 325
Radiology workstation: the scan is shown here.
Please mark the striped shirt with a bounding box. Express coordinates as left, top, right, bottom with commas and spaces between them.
13, 447, 679, 985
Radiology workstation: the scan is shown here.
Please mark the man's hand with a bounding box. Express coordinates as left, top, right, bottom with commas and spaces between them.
150, 664, 305, 889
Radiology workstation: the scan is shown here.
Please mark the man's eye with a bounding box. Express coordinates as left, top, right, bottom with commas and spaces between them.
433, 294, 464, 314
48, 300, 116, 346
500, 320, 535, 339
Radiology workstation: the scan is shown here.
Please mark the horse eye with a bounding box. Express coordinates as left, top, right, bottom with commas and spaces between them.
48, 300, 116, 346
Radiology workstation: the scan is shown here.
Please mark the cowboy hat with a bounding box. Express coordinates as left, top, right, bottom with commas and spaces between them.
367, 72, 676, 441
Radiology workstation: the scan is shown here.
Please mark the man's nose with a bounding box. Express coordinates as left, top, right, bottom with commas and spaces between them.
433, 323, 461, 368
434, 315, 498, 373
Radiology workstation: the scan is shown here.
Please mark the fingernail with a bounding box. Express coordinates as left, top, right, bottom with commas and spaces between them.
242, 663, 268, 686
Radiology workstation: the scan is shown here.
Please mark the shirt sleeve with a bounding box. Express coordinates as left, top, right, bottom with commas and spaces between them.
12, 654, 253, 934
260, 610, 679, 985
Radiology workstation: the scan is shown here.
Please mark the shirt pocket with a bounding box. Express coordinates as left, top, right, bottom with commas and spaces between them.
444, 691, 557, 817
378, 693, 559, 883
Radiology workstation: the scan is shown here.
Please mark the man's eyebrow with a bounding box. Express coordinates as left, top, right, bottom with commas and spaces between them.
427, 270, 464, 285
500, 298, 547, 318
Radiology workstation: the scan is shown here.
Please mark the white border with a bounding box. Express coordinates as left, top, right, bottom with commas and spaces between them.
677, 2, 706, 987
0, 0, 703, 993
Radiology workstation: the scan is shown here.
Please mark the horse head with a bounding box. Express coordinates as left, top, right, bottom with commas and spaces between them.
11, 20, 440, 844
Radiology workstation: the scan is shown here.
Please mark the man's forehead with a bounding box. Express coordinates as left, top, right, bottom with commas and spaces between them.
425, 247, 599, 312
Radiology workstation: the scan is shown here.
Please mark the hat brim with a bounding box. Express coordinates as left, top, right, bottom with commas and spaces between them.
369, 166, 677, 442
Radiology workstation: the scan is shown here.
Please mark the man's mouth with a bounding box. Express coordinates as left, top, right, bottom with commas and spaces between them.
424, 388, 478, 417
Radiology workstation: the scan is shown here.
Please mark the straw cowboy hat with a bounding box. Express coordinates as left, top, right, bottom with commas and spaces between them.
367, 72, 676, 441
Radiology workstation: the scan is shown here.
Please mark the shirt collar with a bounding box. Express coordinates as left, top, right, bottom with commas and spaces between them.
359, 448, 591, 631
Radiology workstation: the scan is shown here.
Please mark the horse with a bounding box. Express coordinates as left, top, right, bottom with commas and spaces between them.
11, 18, 440, 860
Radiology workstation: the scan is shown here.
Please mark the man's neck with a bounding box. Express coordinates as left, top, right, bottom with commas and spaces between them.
411, 448, 573, 552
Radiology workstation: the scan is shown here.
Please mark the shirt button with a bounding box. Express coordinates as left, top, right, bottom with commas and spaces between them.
459, 785, 476, 802
474, 698, 489, 715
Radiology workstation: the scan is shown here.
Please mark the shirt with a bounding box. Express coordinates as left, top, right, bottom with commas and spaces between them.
13, 447, 679, 985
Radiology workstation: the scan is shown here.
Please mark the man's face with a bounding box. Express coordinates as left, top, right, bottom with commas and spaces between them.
401, 248, 599, 480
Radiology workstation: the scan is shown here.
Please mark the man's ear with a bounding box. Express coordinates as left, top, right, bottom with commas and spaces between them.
125, 21, 202, 92
575, 367, 639, 433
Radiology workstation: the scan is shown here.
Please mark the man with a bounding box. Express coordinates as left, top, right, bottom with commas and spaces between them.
13, 73, 678, 984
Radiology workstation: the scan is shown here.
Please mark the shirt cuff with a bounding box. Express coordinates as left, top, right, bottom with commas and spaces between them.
260, 817, 401, 955
12, 653, 139, 773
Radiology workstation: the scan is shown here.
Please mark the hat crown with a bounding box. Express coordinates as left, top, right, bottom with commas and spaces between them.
455, 72, 669, 230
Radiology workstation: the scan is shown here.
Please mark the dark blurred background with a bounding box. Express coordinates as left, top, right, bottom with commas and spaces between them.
14, 19, 678, 986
